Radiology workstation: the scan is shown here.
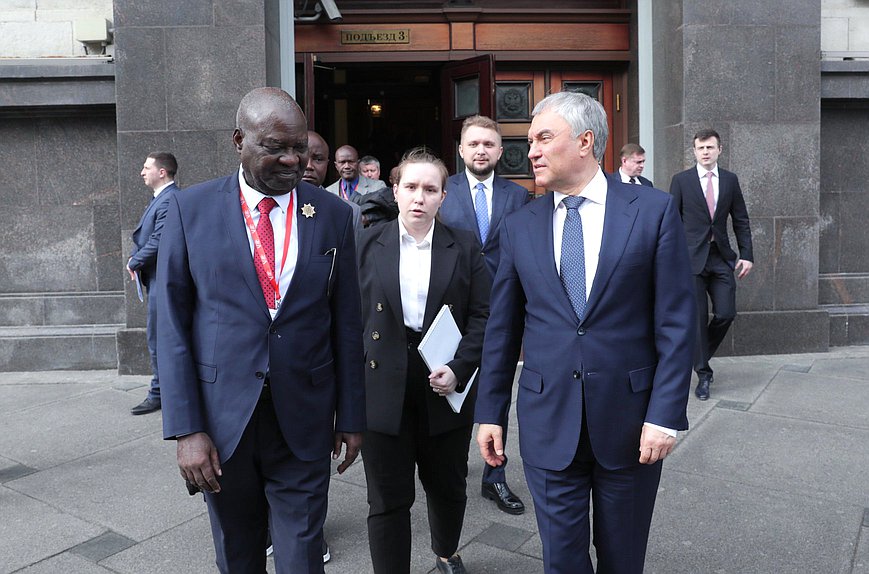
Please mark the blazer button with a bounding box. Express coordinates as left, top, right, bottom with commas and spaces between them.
573, 370, 581, 380
369, 360, 378, 369
269, 328, 277, 334
371, 331, 380, 340
255, 371, 265, 379
577, 327, 586, 336
376, 302, 384, 312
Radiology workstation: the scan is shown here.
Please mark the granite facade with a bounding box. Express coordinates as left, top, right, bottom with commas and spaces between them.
653, 0, 827, 354
113, 0, 268, 373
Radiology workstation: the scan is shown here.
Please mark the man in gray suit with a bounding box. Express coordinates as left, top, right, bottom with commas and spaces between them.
127, 152, 179, 415
326, 145, 384, 200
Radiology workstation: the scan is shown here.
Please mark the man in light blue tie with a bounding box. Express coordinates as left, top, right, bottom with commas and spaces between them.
440, 115, 530, 515
475, 92, 696, 573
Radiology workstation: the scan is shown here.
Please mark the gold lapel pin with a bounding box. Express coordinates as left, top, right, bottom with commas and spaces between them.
301, 203, 316, 218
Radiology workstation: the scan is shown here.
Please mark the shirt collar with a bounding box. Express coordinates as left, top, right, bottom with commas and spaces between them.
696, 163, 719, 179
552, 167, 609, 209
398, 217, 435, 247
238, 166, 293, 214
465, 169, 495, 192
153, 181, 174, 198
618, 168, 635, 182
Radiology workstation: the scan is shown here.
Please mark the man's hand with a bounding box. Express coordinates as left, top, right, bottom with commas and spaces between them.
638, 424, 676, 465
126, 258, 136, 281
429, 365, 458, 396
177, 432, 222, 493
333, 432, 362, 474
735, 259, 753, 279
477, 423, 506, 467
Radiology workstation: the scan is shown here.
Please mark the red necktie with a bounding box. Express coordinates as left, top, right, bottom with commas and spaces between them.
254, 197, 278, 308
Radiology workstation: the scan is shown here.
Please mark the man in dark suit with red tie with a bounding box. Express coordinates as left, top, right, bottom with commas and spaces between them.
669, 129, 754, 401
127, 152, 179, 416
439, 114, 530, 516
475, 92, 695, 574
156, 87, 364, 573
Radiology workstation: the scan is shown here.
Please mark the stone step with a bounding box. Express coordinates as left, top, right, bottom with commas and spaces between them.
818, 273, 869, 306
0, 291, 125, 327
822, 304, 869, 347
0, 324, 122, 371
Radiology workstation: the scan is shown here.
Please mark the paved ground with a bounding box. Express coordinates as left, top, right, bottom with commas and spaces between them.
2, 346, 868, 574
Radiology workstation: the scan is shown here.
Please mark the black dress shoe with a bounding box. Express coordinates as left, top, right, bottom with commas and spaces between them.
695, 378, 711, 401
481, 481, 525, 515
435, 555, 467, 574
131, 397, 161, 415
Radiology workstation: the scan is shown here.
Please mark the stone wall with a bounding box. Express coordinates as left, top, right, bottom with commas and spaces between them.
653, 0, 828, 355
0, 0, 114, 57
822, 0, 869, 52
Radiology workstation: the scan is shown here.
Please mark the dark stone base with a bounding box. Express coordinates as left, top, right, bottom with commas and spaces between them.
116, 328, 151, 375
827, 309, 869, 347
716, 310, 830, 356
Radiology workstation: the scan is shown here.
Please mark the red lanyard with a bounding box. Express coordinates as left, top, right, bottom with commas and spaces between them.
340, 179, 359, 200
239, 191, 295, 302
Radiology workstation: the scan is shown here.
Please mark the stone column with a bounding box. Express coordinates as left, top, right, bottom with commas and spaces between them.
114, 0, 267, 373
653, 0, 827, 355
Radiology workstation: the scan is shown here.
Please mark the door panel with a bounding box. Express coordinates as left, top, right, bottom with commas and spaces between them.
440, 55, 495, 173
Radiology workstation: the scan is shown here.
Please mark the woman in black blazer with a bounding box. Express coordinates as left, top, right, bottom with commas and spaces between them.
357, 148, 490, 574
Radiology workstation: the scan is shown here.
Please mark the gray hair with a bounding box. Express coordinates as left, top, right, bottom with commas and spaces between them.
532, 92, 608, 161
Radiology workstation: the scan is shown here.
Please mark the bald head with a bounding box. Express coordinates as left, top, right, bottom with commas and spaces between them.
334, 145, 360, 182
232, 87, 309, 196
303, 130, 330, 187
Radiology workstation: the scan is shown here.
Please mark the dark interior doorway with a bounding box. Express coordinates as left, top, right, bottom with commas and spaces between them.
310, 62, 442, 184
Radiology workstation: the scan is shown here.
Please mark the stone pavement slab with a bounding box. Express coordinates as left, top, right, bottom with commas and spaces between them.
101, 514, 215, 574
0, 486, 104, 574
9, 432, 205, 541
669, 408, 869, 506
647, 470, 861, 574
752, 370, 869, 428
14, 553, 116, 574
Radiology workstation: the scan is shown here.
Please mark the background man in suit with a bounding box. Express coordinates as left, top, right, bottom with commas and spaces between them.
156, 87, 365, 573
305, 130, 361, 238
326, 145, 385, 200
669, 129, 754, 401
613, 143, 653, 186
127, 152, 179, 416
439, 114, 529, 515
475, 92, 696, 574
359, 155, 389, 189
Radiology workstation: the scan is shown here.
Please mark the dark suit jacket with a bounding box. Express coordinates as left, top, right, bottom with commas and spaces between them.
156, 175, 365, 464
475, 178, 696, 471
129, 183, 179, 287
669, 167, 753, 275
440, 172, 530, 278
358, 220, 490, 437
608, 171, 654, 187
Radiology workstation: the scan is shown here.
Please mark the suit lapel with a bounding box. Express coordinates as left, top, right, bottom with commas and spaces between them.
422, 224, 458, 331
583, 183, 639, 322
220, 176, 271, 318
452, 173, 481, 242
488, 176, 509, 246
528, 194, 577, 321
373, 221, 405, 329
275, 184, 315, 322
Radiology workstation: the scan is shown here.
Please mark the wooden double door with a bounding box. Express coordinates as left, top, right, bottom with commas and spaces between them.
299, 55, 617, 193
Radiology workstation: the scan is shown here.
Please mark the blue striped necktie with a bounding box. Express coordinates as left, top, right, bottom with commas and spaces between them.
474, 182, 489, 244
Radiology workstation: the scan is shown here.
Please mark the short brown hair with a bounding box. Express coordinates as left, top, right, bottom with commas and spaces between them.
460, 115, 501, 140
395, 147, 449, 190
147, 152, 178, 177
693, 129, 721, 147
619, 143, 645, 158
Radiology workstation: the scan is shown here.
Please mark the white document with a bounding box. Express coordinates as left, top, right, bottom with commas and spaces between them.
417, 305, 478, 414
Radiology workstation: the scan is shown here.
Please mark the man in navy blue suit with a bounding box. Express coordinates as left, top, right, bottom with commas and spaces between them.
669, 129, 753, 401
439, 115, 529, 515
475, 92, 695, 574
156, 88, 365, 573
127, 152, 178, 415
